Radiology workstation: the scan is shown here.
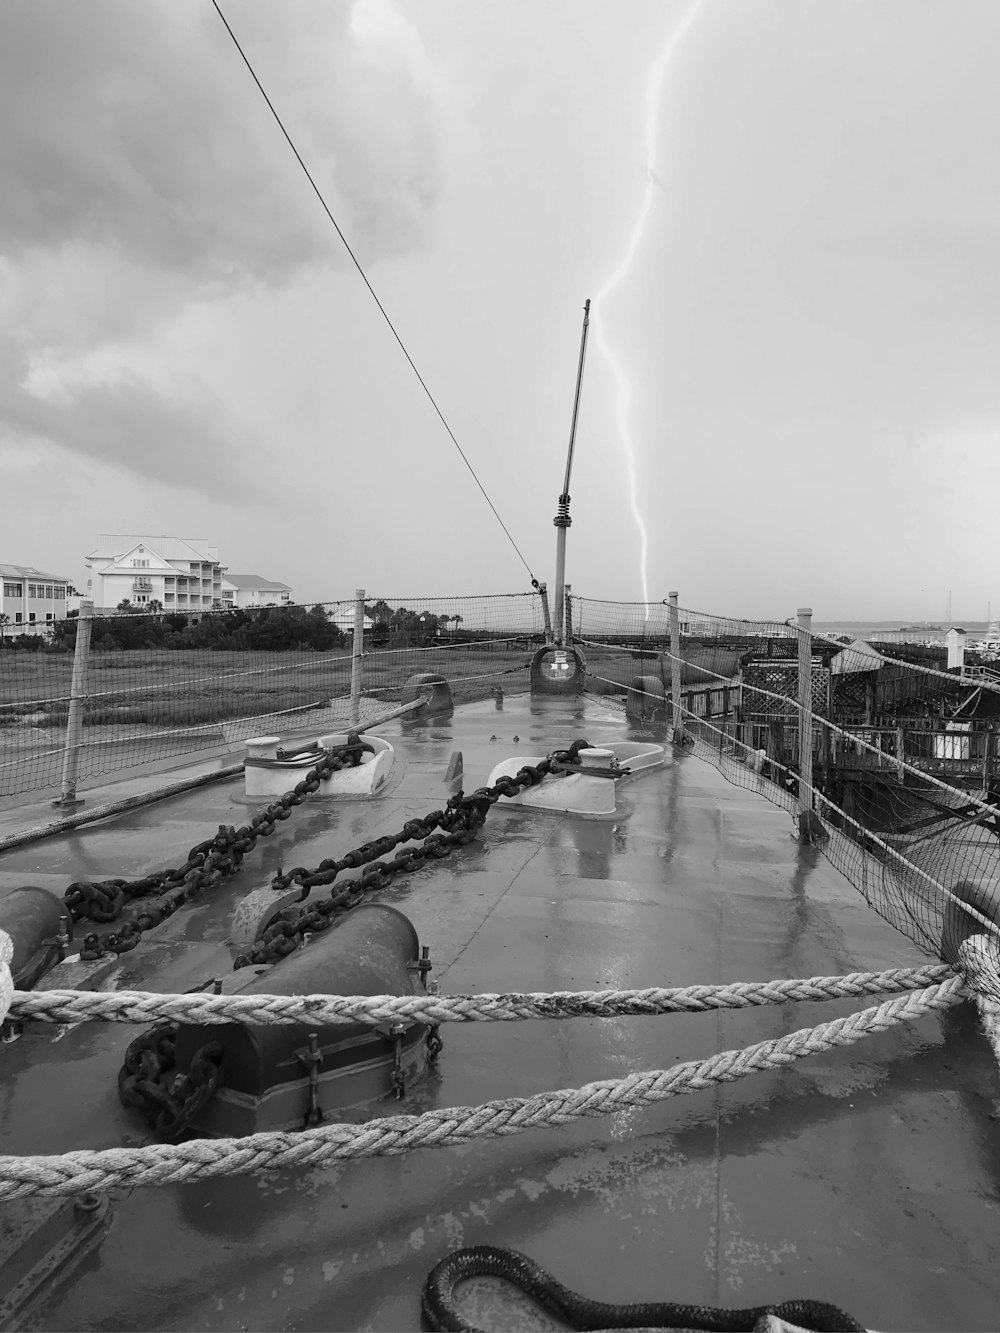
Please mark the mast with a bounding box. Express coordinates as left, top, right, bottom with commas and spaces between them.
553, 299, 591, 644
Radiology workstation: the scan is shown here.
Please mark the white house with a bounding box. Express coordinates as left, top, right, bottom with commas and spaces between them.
329, 606, 373, 636
85, 536, 225, 612
221, 575, 293, 609
0, 563, 73, 629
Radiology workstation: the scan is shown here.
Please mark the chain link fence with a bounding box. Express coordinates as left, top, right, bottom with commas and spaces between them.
0, 592, 545, 801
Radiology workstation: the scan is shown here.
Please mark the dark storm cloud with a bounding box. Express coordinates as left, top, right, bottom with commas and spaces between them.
0, 1, 446, 279
0, 334, 260, 497
0, 0, 448, 490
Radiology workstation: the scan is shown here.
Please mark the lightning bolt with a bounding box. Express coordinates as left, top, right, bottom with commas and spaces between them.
592, 0, 706, 605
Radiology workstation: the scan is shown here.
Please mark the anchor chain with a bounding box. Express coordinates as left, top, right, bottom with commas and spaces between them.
117, 1022, 224, 1140
67, 737, 374, 960
113, 741, 593, 1138
234, 740, 594, 968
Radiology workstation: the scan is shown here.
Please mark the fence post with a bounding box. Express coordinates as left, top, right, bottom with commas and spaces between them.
984, 725, 994, 794
53, 601, 93, 808
349, 588, 365, 726
796, 607, 824, 841
669, 591, 684, 743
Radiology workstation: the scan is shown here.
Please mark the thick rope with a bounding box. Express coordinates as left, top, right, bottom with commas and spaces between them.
9, 964, 954, 1028
0, 977, 962, 1197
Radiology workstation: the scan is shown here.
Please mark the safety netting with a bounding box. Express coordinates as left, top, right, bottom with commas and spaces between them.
0, 593, 545, 800
571, 595, 1000, 988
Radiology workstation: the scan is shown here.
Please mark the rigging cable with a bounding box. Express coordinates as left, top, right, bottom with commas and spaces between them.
209, 0, 537, 585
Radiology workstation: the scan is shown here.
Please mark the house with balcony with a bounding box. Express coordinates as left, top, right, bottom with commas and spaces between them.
0, 563, 73, 631
85, 536, 226, 612
220, 575, 293, 609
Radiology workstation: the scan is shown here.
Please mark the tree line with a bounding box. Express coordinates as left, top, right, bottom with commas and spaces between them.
0, 602, 472, 652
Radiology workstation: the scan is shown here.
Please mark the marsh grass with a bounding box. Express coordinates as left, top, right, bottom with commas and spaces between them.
0, 644, 536, 731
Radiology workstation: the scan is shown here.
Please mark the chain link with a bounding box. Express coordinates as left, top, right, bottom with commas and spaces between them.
117, 1021, 224, 1140
110, 740, 593, 1138
70, 737, 375, 960
234, 740, 593, 968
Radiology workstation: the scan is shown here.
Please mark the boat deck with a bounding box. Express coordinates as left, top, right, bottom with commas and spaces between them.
0, 695, 998, 1331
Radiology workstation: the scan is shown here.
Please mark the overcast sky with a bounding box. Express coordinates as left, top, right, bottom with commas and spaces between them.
2, 0, 999, 621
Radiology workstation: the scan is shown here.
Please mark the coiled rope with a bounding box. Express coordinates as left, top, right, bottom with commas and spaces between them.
0, 976, 962, 1198
421, 1245, 865, 1332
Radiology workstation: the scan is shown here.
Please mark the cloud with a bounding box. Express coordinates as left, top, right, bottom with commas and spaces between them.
0, 0, 450, 492
0, 1, 447, 279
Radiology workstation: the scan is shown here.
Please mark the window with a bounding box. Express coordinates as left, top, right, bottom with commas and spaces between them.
27, 583, 38, 597
54, 586, 65, 600
44, 585, 54, 598
132, 559, 149, 568
28, 613, 35, 623
46, 613, 54, 621
15, 613, 22, 624
2, 582, 22, 597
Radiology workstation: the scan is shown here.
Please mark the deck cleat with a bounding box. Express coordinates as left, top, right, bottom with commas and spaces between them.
243, 731, 397, 800
487, 741, 668, 816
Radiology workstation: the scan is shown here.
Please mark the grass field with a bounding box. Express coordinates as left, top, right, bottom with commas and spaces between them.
0, 639, 741, 799
0, 642, 544, 730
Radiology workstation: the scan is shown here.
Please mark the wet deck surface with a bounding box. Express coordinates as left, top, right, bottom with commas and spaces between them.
0, 696, 998, 1331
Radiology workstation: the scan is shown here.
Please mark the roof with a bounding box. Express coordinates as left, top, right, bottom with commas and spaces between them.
223, 575, 292, 591
87, 536, 221, 563
329, 607, 373, 628
829, 638, 885, 674
0, 563, 70, 582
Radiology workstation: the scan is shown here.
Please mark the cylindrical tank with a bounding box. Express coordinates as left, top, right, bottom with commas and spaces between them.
173, 904, 430, 1136
0, 886, 71, 989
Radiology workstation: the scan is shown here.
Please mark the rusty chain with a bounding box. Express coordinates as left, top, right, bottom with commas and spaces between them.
110, 739, 593, 1139
68, 737, 375, 960
117, 1022, 224, 1141
234, 740, 594, 968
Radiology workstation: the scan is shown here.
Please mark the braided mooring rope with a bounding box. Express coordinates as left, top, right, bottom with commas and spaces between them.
8, 964, 954, 1029
0, 977, 963, 1198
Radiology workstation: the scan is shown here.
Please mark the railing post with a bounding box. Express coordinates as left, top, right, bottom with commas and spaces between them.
349, 588, 365, 726
564, 584, 574, 642
984, 725, 994, 794
53, 600, 93, 808
796, 607, 824, 841
669, 591, 684, 743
